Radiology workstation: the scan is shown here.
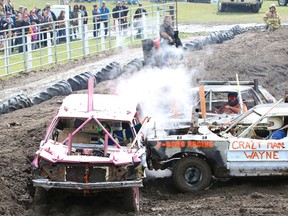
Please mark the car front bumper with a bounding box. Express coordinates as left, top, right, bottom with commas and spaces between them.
33, 179, 143, 190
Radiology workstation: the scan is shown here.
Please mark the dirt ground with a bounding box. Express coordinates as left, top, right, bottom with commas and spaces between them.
1, 28, 288, 216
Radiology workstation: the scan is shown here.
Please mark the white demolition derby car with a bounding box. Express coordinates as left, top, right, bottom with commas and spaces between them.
32, 78, 149, 211
145, 95, 288, 192
160, 80, 276, 130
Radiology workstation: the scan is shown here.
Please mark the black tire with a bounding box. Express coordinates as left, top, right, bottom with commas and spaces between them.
218, 2, 225, 12
173, 157, 211, 192
252, 3, 260, 13
278, 0, 287, 6
122, 187, 139, 212
34, 187, 49, 205
33, 187, 50, 215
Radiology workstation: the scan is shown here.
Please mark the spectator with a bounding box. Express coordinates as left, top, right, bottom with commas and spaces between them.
30, 21, 39, 50
133, 3, 147, 38
29, 9, 39, 24
0, 0, 4, 19
57, 10, 66, 43
40, 10, 53, 47
1, 11, 14, 38
45, 5, 57, 22
99, 1, 110, 37
35, 7, 42, 20
4, 0, 14, 14
79, 5, 88, 25
121, 1, 129, 32
71, 4, 79, 39
14, 13, 29, 52
92, 4, 100, 37
16, 6, 24, 15
112, 1, 123, 32
23, 7, 29, 17
263, 4, 281, 31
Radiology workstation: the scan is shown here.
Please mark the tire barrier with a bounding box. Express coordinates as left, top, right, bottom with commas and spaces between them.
184, 39, 203, 51
0, 93, 32, 114
32, 80, 73, 105
184, 25, 244, 51
142, 39, 155, 64
67, 71, 96, 92
142, 25, 245, 62
0, 60, 143, 115
94, 62, 121, 83
121, 58, 144, 73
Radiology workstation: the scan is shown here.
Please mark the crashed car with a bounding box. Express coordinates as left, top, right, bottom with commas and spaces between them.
161, 80, 276, 129
145, 95, 288, 192
32, 78, 149, 211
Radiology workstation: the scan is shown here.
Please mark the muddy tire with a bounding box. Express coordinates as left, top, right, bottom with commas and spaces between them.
252, 3, 260, 13
278, 0, 287, 6
122, 187, 139, 212
33, 187, 50, 215
173, 157, 211, 192
34, 187, 49, 205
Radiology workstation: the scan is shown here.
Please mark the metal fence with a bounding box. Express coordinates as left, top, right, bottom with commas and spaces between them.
0, 3, 176, 77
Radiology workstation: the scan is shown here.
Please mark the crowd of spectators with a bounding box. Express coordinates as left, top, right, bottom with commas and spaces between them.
0, 0, 150, 53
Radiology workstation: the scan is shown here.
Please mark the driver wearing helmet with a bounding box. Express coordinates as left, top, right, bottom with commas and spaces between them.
263, 4, 281, 31
216, 92, 248, 114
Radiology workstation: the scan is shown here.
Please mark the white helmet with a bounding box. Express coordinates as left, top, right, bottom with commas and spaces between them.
269, 4, 276, 9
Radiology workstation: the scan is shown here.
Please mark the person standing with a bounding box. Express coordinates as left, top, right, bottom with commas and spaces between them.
14, 13, 29, 52
0, 0, 4, 19
112, 1, 123, 32
4, 0, 15, 14
29, 9, 40, 24
71, 4, 79, 39
92, 4, 100, 37
160, 15, 174, 46
40, 10, 53, 47
99, 1, 110, 37
79, 5, 88, 25
45, 4, 57, 22
263, 4, 281, 31
121, 1, 128, 32
133, 3, 147, 38
1, 11, 14, 37
57, 10, 66, 43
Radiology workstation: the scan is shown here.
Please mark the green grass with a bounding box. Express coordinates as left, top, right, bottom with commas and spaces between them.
0, 34, 145, 76
177, 1, 288, 24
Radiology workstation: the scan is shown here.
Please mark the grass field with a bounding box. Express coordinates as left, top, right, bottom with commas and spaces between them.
12, 0, 286, 24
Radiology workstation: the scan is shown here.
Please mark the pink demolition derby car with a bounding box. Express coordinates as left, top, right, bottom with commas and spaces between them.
32, 78, 149, 211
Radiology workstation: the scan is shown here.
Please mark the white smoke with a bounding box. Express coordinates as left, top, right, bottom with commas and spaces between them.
116, 65, 197, 125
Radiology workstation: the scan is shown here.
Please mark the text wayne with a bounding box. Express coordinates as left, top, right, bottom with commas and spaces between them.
231, 140, 286, 160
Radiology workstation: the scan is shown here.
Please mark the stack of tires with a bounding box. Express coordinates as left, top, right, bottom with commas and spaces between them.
0, 59, 143, 115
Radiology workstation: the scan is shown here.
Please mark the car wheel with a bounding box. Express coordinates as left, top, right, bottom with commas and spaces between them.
173, 157, 211, 192
34, 187, 49, 204
218, 2, 225, 12
278, 0, 287, 6
252, 3, 260, 13
122, 187, 139, 212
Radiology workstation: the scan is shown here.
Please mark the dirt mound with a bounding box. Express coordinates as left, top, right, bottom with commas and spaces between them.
0, 29, 288, 216
184, 28, 288, 99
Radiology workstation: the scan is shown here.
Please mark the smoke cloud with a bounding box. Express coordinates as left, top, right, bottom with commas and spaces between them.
116, 65, 197, 126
